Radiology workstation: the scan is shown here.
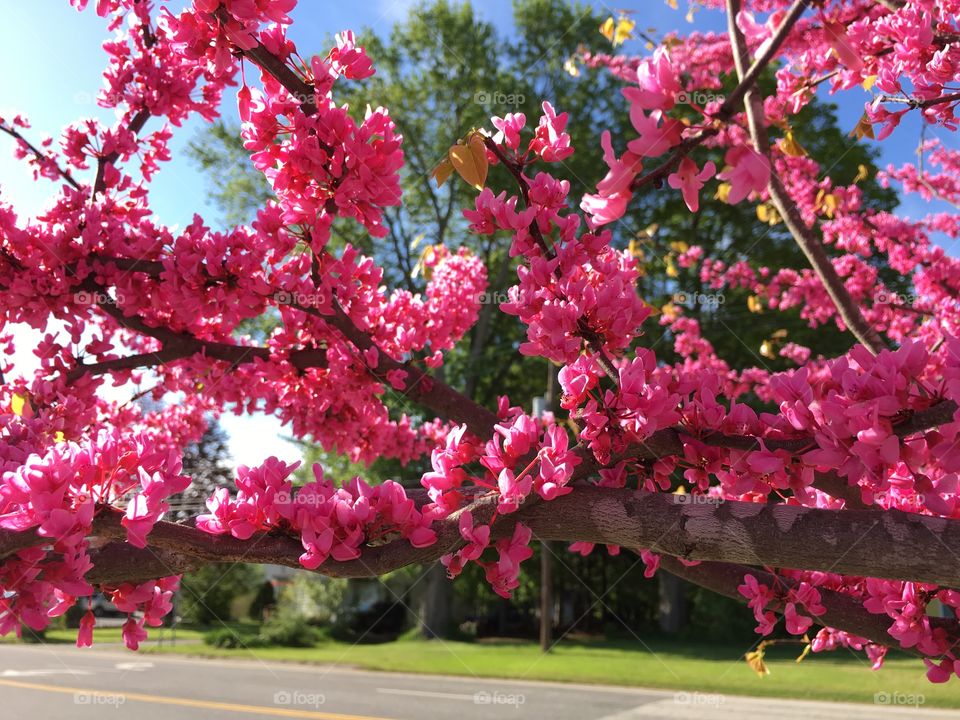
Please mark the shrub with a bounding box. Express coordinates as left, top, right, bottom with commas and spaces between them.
203, 627, 265, 649
258, 611, 320, 647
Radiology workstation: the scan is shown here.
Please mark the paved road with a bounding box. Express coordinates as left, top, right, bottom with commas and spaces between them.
0, 643, 954, 719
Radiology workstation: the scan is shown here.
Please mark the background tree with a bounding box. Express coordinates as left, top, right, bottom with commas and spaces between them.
186, 0, 901, 643
169, 420, 235, 522
179, 563, 263, 626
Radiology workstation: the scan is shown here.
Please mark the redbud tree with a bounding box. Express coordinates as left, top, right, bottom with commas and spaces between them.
2, 0, 960, 683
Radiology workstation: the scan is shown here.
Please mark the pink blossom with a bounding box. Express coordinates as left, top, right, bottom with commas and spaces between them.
528, 102, 573, 162
77, 610, 95, 648
492, 113, 526, 150
623, 47, 680, 111
121, 617, 148, 651
718, 146, 770, 205
668, 158, 716, 212
627, 110, 682, 158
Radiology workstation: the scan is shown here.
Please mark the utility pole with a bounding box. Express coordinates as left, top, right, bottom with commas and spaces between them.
536, 365, 557, 652
539, 535, 553, 652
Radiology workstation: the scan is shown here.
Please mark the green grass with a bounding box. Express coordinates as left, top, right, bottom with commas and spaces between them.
1, 625, 207, 645
48, 626, 207, 644
138, 635, 960, 708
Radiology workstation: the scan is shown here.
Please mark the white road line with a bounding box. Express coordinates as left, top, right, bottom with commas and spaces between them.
115, 661, 154, 671
375, 687, 476, 701
1, 669, 93, 677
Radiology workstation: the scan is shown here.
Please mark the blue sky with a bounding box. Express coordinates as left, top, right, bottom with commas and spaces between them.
1, 1, 953, 224
1, 1, 956, 467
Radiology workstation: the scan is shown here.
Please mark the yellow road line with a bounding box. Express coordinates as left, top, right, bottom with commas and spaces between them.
0, 678, 392, 720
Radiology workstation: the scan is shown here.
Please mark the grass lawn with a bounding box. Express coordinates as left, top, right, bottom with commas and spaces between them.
138, 634, 960, 708
1, 625, 207, 645
50, 626, 207, 644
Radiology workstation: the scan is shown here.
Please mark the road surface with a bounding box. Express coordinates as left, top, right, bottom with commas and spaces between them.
0, 643, 953, 719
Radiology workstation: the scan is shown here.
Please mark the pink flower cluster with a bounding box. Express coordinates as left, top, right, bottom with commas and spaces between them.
197, 459, 437, 569
0, 427, 189, 641
239, 74, 403, 241
441, 514, 534, 599
78, 578, 180, 650
737, 574, 825, 637
796, 341, 960, 505
421, 411, 579, 595
487, 103, 574, 166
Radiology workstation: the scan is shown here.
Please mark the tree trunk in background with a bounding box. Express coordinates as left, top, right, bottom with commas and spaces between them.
418, 362, 455, 639
539, 364, 557, 652
657, 571, 688, 634
539, 541, 553, 651
418, 562, 452, 638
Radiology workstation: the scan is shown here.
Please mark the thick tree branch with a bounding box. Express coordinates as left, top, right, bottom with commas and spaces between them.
13, 486, 960, 588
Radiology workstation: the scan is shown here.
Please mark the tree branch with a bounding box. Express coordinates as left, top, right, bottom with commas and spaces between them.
0, 121, 82, 190
93, 108, 150, 197
14, 485, 960, 588
880, 91, 960, 110
68, 293, 328, 380
67, 255, 501, 439
68, 260, 957, 485
726, 0, 887, 355
714, 0, 810, 121
320, 298, 501, 439
658, 556, 960, 655
628, 0, 807, 192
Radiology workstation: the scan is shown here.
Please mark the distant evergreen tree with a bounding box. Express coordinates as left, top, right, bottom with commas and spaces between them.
249, 580, 277, 621
169, 420, 234, 522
